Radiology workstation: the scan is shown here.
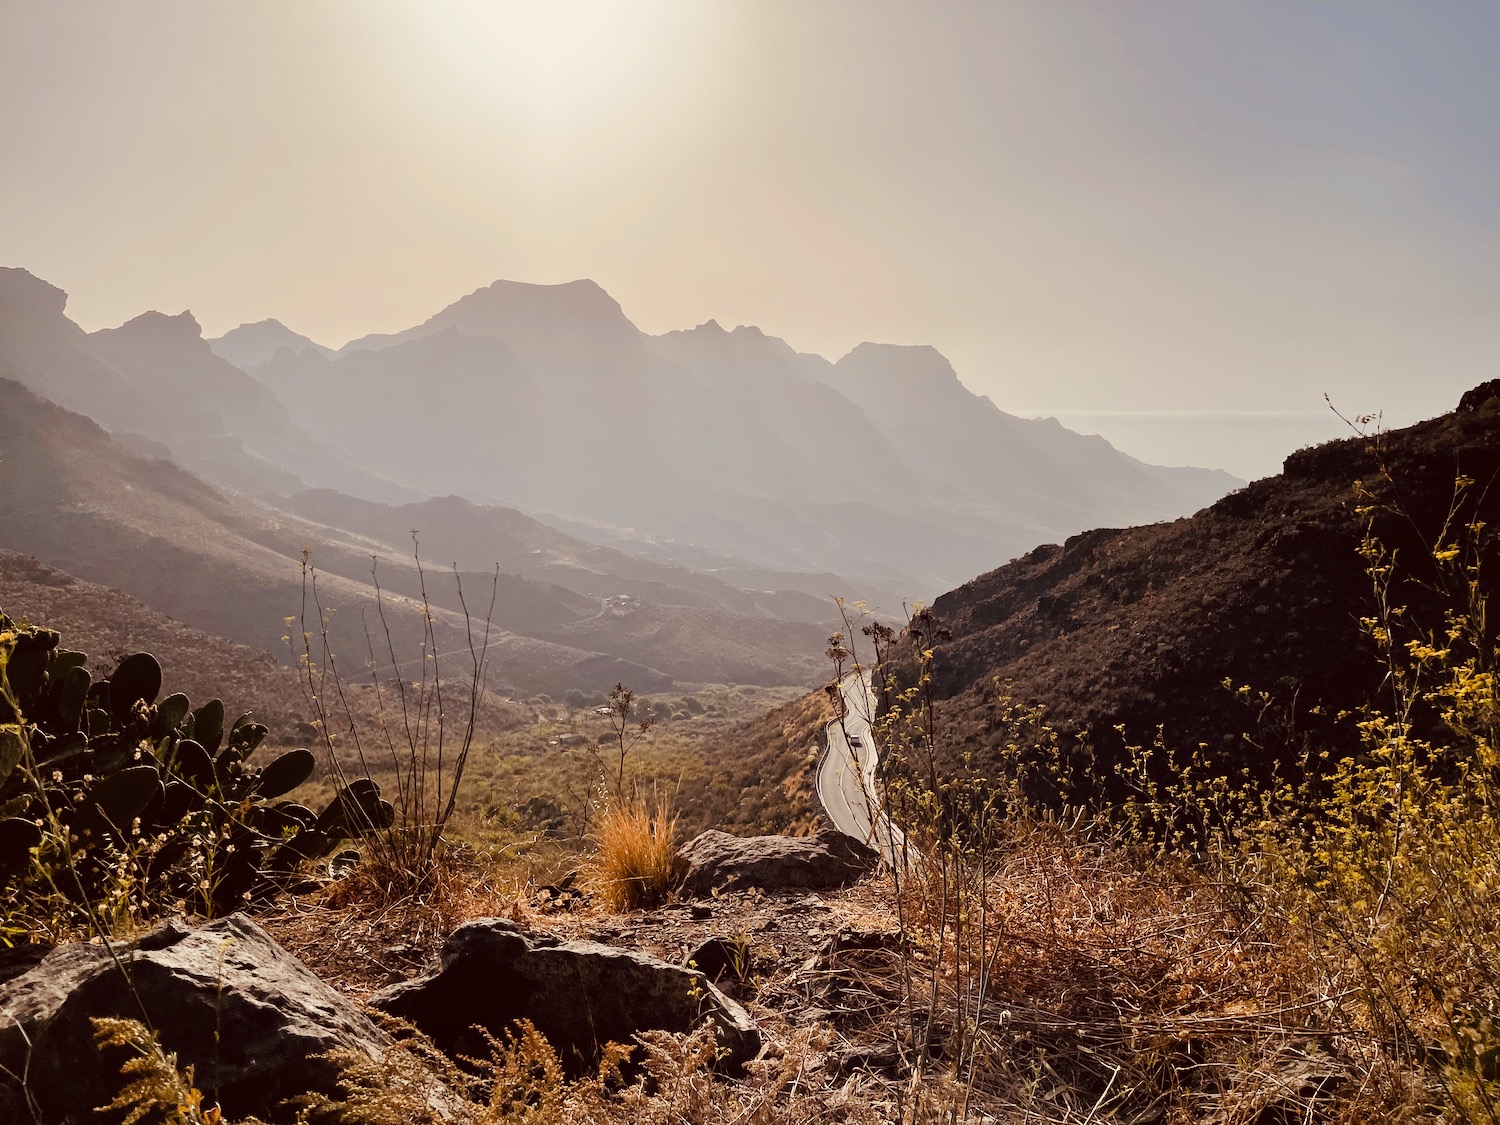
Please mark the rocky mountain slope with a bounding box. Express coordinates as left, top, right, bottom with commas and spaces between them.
904, 384, 1500, 792
0, 551, 310, 737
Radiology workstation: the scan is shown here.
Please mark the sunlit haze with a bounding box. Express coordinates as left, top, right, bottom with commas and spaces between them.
2, 1, 1496, 479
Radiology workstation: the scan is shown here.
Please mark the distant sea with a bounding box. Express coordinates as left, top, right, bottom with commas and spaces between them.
1013, 410, 1422, 483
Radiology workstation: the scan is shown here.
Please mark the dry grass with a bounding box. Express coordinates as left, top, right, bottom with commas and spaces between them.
818, 819, 1423, 1123
589, 790, 679, 913
289, 1018, 886, 1125
292, 684, 811, 860
257, 845, 524, 1002
241, 807, 1436, 1123
91, 1017, 232, 1125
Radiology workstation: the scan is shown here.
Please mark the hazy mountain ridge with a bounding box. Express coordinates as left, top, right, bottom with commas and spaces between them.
242, 327, 551, 504
208, 318, 336, 368
1, 262, 1239, 601
0, 267, 412, 504
0, 263, 1249, 702
282, 489, 837, 623
239, 276, 1243, 593
822, 342, 1201, 520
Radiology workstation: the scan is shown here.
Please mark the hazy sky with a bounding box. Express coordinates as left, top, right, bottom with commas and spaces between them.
2, 2, 1496, 477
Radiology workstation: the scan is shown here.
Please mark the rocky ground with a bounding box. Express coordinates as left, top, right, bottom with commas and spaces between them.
0, 827, 905, 1124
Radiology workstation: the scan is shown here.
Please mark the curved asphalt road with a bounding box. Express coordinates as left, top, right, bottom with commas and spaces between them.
816, 670, 908, 868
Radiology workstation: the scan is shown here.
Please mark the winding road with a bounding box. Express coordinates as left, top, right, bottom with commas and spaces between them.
816, 670, 908, 868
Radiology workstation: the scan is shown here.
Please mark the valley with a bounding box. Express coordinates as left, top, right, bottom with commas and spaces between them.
2, 270, 1491, 1125
3, 9, 1494, 1120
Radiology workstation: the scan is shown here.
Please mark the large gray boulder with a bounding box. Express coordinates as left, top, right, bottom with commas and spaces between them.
677, 827, 879, 896
0, 914, 388, 1124
371, 918, 760, 1074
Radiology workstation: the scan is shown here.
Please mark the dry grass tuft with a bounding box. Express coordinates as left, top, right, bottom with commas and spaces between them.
92, 1016, 251, 1125
321, 840, 510, 935
590, 790, 679, 913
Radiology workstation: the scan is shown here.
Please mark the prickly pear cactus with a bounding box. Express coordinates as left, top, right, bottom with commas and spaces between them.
0, 612, 387, 918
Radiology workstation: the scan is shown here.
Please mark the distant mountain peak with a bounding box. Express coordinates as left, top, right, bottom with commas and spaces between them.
0, 267, 70, 319
90, 311, 216, 366
460, 277, 627, 324
338, 276, 636, 358
842, 340, 947, 364
116, 309, 203, 337
209, 319, 333, 369
834, 341, 969, 396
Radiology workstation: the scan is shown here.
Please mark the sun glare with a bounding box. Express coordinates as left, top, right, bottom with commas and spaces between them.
395, 1, 713, 138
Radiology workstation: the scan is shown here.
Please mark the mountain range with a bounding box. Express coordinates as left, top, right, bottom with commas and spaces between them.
0, 371, 838, 694
0, 264, 1243, 701
223, 276, 1237, 592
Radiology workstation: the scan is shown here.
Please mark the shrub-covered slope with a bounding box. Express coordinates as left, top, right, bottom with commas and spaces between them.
917, 384, 1500, 785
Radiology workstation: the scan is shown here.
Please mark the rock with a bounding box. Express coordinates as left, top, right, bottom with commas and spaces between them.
372, 918, 760, 1075
0, 914, 389, 1124
0, 943, 51, 987
682, 936, 753, 983
1459, 378, 1500, 413
677, 827, 879, 896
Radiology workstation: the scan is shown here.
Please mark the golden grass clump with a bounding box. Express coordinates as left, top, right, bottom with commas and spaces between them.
92, 1016, 258, 1125
590, 790, 678, 913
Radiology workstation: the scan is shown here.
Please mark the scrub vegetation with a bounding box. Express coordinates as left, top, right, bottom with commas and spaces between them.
4, 432, 1499, 1123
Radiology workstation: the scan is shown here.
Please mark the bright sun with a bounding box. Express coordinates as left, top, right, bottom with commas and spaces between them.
394, 1, 714, 136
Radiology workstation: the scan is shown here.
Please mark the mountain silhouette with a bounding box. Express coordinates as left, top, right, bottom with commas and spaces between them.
238, 277, 1240, 594
0, 268, 410, 502
0, 373, 827, 691
208, 318, 335, 368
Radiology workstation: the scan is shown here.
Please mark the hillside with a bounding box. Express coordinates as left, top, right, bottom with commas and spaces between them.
283, 489, 839, 623
902, 384, 1500, 792
0, 370, 840, 693
0, 551, 311, 739
0, 376, 829, 694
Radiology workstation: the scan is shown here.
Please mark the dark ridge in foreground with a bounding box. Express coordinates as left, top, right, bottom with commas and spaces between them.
917, 383, 1500, 789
